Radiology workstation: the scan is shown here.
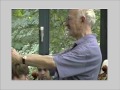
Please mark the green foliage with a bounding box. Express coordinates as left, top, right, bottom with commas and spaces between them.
12, 9, 39, 55
93, 9, 100, 44
49, 9, 75, 54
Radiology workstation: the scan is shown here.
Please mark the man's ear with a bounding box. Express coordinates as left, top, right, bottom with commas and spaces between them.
80, 16, 85, 22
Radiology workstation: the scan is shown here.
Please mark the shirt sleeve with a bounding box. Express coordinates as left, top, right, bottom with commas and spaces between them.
53, 47, 88, 79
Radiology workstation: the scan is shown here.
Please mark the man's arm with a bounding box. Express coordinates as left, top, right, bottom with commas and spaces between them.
24, 54, 56, 69
12, 48, 56, 69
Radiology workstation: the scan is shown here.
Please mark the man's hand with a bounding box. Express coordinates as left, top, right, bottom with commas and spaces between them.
11, 48, 22, 64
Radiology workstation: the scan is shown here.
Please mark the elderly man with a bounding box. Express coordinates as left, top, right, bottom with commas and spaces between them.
12, 9, 102, 80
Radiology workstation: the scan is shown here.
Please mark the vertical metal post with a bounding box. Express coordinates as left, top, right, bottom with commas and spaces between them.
39, 9, 49, 55
100, 9, 107, 62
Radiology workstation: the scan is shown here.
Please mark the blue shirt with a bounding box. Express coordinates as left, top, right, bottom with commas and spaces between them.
53, 34, 102, 80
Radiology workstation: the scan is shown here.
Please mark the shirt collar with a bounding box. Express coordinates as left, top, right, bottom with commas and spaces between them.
74, 34, 96, 45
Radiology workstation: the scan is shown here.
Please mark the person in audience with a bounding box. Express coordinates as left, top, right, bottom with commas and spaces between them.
98, 59, 108, 80
31, 67, 52, 80
12, 63, 29, 80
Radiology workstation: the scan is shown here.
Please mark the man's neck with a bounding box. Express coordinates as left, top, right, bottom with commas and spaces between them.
76, 26, 92, 40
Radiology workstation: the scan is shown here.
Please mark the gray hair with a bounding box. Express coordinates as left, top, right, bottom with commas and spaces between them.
78, 9, 96, 27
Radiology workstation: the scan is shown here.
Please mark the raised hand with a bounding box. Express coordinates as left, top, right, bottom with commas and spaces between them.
11, 48, 22, 64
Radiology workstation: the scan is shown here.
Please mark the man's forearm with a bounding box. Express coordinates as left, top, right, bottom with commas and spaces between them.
24, 54, 56, 69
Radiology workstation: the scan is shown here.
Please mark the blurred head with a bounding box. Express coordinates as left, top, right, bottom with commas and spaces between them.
12, 63, 29, 80
101, 59, 108, 74
65, 9, 96, 39
38, 68, 52, 80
